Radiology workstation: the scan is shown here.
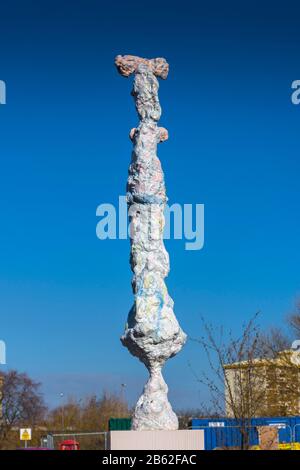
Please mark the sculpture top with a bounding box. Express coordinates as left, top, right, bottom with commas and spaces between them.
115, 55, 169, 79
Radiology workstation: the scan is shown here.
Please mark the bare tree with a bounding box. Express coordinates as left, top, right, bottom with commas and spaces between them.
287, 299, 300, 337
257, 299, 300, 354
177, 405, 220, 430
46, 392, 130, 449
257, 327, 291, 358
0, 370, 47, 449
192, 311, 300, 449
191, 314, 271, 449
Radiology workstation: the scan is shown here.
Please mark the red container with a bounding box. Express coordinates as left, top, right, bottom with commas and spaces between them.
59, 439, 80, 450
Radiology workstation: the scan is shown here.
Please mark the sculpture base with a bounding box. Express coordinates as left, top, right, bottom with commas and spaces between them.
131, 367, 179, 431
108, 430, 204, 450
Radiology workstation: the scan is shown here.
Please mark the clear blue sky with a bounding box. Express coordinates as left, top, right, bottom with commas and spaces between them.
0, 0, 299, 410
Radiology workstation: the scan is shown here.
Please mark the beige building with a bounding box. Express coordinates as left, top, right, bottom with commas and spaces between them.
224, 350, 300, 417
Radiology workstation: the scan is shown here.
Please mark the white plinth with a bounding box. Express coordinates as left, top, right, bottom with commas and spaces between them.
109, 430, 204, 450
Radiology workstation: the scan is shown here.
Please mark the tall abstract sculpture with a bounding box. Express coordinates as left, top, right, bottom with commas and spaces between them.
115, 55, 187, 431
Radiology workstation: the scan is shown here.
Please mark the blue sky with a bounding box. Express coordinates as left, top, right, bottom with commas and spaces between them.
0, 0, 299, 410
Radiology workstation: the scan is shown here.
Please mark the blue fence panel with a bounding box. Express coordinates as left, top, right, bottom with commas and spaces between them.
293, 417, 300, 443
191, 419, 257, 449
191, 416, 297, 450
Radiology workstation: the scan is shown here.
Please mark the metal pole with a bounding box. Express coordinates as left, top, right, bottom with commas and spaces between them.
120, 383, 126, 403
60, 392, 64, 431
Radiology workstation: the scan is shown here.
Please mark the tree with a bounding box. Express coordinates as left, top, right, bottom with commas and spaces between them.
256, 327, 291, 358
0, 370, 47, 449
191, 314, 271, 449
192, 312, 300, 449
287, 299, 300, 337
46, 392, 130, 449
177, 405, 220, 430
256, 299, 300, 355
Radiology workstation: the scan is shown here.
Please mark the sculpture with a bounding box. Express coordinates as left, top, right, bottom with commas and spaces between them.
115, 55, 187, 431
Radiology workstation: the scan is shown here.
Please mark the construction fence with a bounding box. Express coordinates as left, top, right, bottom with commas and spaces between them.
190, 416, 300, 450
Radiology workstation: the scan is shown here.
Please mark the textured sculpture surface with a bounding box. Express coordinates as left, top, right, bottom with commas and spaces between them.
115, 55, 187, 430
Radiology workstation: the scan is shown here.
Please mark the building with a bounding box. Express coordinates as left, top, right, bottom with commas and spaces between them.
224, 350, 300, 417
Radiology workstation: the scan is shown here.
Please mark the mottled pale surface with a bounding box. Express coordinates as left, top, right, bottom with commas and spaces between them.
116, 55, 186, 431
115, 55, 169, 79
